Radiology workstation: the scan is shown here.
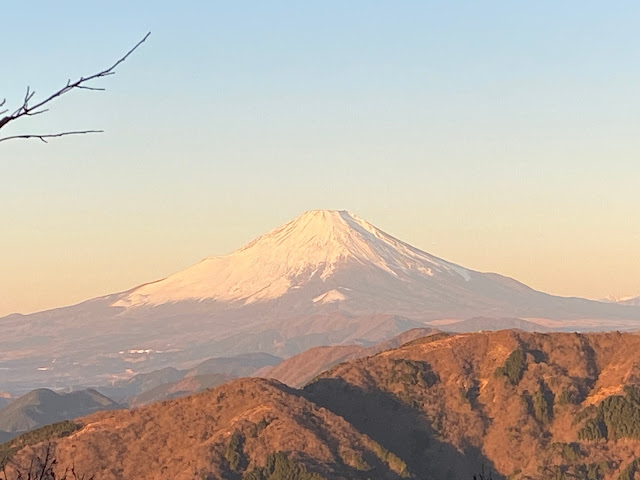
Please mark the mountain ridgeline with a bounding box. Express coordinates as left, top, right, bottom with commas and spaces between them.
1, 210, 638, 394
6, 331, 640, 480
96, 352, 283, 404
256, 327, 439, 388
0, 388, 120, 444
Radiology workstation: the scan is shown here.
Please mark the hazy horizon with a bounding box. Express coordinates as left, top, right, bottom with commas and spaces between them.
2, 1, 639, 316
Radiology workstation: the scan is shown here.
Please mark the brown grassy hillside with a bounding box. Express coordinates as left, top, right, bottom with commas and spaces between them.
306, 330, 640, 479
6, 331, 640, 480
2, 379, 408, 480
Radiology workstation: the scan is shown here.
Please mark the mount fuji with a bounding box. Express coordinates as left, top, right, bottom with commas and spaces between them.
1, 210, 638, 392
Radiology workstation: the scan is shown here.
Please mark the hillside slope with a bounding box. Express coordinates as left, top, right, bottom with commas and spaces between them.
9, 332, 640, 479
620, 296, 640, 306
0, 388, 120, 433
127, 373, 234, 407
258, 328, 438, 388
3, 379, 410, 480
305, 331, 640, 479
0, 396, 12, 410
256, 345, 366, 388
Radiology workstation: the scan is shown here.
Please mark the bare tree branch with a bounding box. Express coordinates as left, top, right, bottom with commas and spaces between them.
1, 447, 93, 480
0, 131, 104, 144
0, 32, 150, 143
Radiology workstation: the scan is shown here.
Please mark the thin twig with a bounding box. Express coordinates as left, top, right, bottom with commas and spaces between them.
0, 130, 104, 144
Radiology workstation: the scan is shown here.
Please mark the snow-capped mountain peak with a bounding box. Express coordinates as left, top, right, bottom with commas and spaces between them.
114, 210, 470, 308
5, 211, 639, 394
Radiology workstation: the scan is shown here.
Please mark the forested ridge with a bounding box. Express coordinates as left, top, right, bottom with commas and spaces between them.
4, 331, 640, 480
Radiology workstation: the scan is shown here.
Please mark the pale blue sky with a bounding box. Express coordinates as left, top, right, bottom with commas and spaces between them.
1, 1, 639, 315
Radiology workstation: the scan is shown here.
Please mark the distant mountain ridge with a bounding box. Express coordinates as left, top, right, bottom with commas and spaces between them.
440, 317, 554, 333
1, 210, 638, 393
96, 352, 282, 405
96, 332, 440, 406
126, 373, 234, 407
0, 388, 120, 442
94, 330, 438, 405
256, 328, 439, 388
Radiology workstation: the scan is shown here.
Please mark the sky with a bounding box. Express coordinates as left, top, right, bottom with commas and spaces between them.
1, 1, 639, 316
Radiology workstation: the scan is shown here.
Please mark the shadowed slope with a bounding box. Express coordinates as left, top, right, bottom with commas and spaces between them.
305, 330, 640, 479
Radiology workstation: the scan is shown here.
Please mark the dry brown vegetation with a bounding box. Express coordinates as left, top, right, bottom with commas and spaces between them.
5, 331, 640, 479
3, 379, 406, 480
306, 331, 640, 479
257, 328, 438, 388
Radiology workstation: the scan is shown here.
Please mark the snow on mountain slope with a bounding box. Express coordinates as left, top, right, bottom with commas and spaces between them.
313, 289, 347, 304
600, 295, 640, 306
115, 210, 471, 308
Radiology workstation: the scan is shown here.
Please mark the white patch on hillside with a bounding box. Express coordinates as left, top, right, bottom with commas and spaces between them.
313, 289, 347, 304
